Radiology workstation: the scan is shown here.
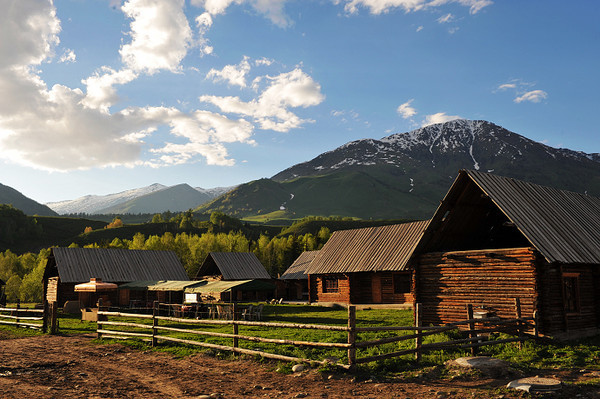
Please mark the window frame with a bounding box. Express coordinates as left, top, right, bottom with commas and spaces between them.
393, 273, 411, 294
562, 272, 581, 315
322, 277, 339, 293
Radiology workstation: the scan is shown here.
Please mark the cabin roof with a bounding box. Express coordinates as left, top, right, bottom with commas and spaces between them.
195, 252, 271, 280
305, 221, 429, 275
47, 247, 189, 283
280, 251, 319, 280
424, 170, 600, 264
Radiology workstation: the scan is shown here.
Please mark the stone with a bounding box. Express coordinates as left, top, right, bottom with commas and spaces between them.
506, 376, 562, 393
292, 364, 305, 373
449, 356, 513, 378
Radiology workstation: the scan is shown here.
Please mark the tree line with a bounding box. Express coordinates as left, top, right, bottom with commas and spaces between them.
0, 216, 331, 304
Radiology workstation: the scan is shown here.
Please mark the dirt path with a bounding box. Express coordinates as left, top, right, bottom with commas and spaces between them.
0, 334, 598, 398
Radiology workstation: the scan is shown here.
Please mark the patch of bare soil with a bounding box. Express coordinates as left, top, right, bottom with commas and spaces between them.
0, 334, 598, 398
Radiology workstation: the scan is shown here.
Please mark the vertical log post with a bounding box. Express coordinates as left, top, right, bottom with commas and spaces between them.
347, 305, 356, 371
152, 301, 158, 347
42, 300, 48, 333
49, 302, 58, 335
232, 303, 239, 348
533, 310, 539, 338
514, 298, 523, 349
467, 304, 476, 356
414, 303, 422, 362
97, 298, 103, 339
15, 300, 20, 328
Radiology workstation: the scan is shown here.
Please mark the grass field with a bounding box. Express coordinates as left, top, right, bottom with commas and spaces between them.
3, 304, 600, 375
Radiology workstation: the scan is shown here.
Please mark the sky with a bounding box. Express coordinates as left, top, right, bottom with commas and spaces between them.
1, 0, 599, 204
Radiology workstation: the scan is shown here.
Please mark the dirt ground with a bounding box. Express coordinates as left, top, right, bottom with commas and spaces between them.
0, 333, 598, 399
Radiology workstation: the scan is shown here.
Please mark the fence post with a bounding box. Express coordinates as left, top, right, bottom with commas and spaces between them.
49, 302, 58, 334
347, 305, 356, 371
96, 298, 103, 339
152, 301, 158, 347
232, 303, 239, 348
15, 300, 20, 328
514, 298, 523, 349
415, 303, 422, 362
42, 301, 48, 333
533, 310, 539, 338
467, 304, 476, 356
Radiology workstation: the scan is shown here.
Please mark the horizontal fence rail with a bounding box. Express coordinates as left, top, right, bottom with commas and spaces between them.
0, 305, 45, 331
96, 298, 538, 371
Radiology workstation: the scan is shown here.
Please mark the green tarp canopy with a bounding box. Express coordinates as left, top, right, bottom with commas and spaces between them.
119, 280, 203, 292
184, 279, 275, 294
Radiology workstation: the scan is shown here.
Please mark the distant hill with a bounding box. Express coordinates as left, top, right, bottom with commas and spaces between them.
98, 183, 214, 214
198, 120, 600, 220
0, 183, 58, 216
47, 183, 235, 215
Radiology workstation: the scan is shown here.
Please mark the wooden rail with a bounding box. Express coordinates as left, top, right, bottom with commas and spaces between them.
0, 304, 45, 331
96, 299, 538, 371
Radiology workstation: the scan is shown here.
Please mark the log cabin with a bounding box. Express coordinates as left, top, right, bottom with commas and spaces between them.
413, 170, 600, 339
280, 250, 318, 301
193, 252, 274, 301
43, 247, 189, 307
305, 221, 429, 305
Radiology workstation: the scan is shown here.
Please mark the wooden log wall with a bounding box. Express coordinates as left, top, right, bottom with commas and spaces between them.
416, 247, 538, 326
312, 274, 350, 303
539, 264, 599, 336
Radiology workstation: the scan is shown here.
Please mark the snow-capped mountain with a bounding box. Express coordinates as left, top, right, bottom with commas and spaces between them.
201, 120, 600, 220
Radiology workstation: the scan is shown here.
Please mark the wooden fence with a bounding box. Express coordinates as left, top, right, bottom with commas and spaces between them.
0, 303, 45, 332
97, 300, 538, 371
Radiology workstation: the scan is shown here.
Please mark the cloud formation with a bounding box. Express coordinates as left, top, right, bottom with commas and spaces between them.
0, 0, 323, 172
397, 99, 417, 119
340, 0, 492, 15
422, 112, 462, 126
514, 89, 548, 103
497, 80, 548, 104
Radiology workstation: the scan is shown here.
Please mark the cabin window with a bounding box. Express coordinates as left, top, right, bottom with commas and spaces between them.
323, 278, 339, 293
562, 273, 580, 314
393, 274, 411, 294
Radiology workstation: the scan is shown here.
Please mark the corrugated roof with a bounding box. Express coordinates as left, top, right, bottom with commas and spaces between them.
51, 247, 189, 283
305, 221, 430, 275
147, 280, 205, 292
465, 170, 600, 264
280, 251, 318, 280
184, 279, 275, 293
197, 252, 271, 280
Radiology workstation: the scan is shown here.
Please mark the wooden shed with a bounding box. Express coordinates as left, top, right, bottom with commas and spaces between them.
280, 251, 318, 301
414, 170, 600, 339
43, 247, 189, 307
305, 221, 429, 305
194, 252, 274, 301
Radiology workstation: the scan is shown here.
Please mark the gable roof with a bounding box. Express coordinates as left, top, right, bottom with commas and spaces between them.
305, 221, 429, 275
47, 247, 189, 283
280, 251, 319, 280
196, 252, 271, 280
424, 170, 600, 264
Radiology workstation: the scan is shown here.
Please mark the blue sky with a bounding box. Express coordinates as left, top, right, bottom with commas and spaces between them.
1, 0, 599, 204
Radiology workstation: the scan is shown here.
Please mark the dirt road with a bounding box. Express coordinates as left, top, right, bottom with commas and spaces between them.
0, 333, 597, 398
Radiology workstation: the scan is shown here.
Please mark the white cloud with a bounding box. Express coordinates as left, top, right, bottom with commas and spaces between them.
206, 56, 251, 87
496, 80, 548, 104
416, 25, 424, 32
119, 0, 193, 74
200, 68, 325, 132
340, 0, 492, 15
397, 99, 417, 119
193, 0, 291, 27
422, 112, 462, 126
59, 49, 76, 63
514, 89, 548, 103
437, 13, 454, 23
82, 67, 138, 112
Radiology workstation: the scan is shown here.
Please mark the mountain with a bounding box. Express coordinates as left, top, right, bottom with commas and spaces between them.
97, 183, 215, 214
0, 183, 58, 216
47, 183, 168, 214
199, 120, 600, 220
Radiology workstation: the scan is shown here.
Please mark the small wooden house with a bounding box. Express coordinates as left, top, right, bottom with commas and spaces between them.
413, 170, 600, 339
194, 252, 274, 301
43, 247, 189, 307
280, 251, 318, 300
305, 221, 429, 305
